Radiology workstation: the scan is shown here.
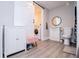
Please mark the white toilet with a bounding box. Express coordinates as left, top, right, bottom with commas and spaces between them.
62, 27, 71, 45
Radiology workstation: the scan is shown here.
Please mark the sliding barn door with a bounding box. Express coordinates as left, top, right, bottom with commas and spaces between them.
33, 3, 43, 40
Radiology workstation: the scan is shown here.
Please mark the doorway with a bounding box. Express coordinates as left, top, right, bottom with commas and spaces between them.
33, 2, 43, 40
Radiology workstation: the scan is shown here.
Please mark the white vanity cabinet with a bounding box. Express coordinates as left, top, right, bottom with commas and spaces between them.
5, 27, 26, 57
5, 27, 17, 56
49, 27, 60, 41
15, 27, 26, 52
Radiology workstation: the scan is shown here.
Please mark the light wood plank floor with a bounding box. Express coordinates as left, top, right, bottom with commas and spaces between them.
8, 40, 76, 58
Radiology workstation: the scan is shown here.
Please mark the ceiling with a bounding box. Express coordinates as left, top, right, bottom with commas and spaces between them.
35, 1, 74, 10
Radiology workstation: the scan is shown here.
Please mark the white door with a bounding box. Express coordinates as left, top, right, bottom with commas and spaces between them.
0, 26, 2, 58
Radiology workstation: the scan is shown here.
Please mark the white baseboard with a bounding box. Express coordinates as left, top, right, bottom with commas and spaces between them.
41, 36, 49, 41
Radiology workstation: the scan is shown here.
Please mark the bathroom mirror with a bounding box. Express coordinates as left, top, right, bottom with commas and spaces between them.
51, 16, 62, 26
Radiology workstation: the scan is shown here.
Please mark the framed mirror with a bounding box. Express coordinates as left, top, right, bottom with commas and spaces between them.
51, 16, 62, 26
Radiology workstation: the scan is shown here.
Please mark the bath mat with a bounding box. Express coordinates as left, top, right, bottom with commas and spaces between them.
63, 45, 76, 55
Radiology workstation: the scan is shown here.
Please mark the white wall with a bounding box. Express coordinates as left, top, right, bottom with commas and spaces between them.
77, 1, 79, 56
14, 1, 34, 26
0, 1, 14, 57
0, 26, 2, 58
0, 1, 14, 26
41, 9, 49, 40
49, 3, 75, 28
77, 1, 79, 48
14, 1, 34, 37
48, 3, 75, 41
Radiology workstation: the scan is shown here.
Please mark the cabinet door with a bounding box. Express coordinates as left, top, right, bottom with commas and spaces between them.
5, 27, 17, 55
5, 27, 26, 56
0, 26, 2, 58
49, 28, 60, 41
